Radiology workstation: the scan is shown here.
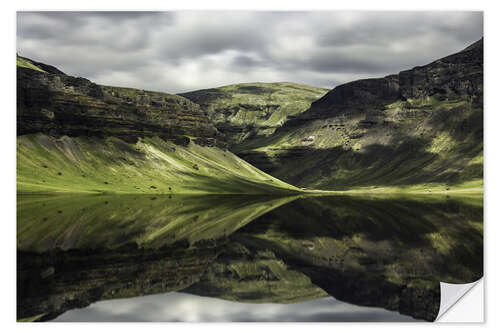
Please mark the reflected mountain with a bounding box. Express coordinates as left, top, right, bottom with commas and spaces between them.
17, 194, 482, 322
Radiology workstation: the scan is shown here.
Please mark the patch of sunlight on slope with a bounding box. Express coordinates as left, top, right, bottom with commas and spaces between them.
426, 132, 455, 153
16, 56, 47, 73
467, 152, 483, 166
139, 141, 190, 171
17, 134, 300, 194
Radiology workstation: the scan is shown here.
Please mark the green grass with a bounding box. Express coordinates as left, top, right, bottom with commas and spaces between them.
17, 134, 300, 195
236, 97, 483, 191
16, 56, 46, 73
180, 82, 328, 148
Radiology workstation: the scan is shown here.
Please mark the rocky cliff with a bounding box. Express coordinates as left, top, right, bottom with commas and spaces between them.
237, 38, 483, 190
17, 57, 222, 147
16, 57, 300, 194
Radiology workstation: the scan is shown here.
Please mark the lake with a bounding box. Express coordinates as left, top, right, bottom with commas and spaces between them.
17, 193, 483, 322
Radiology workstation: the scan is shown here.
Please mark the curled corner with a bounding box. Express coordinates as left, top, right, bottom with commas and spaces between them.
435, 278, 483, 322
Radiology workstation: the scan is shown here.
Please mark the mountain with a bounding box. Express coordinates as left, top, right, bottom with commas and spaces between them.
16, 56, 299, 194
17, 37, 483, 194
224, 39, 484, 191
180, 82, 328, 150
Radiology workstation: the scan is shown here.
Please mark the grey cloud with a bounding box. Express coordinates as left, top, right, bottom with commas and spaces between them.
17, 11, 483, 93
231, 55, 263, 68
315, 12, 482, 47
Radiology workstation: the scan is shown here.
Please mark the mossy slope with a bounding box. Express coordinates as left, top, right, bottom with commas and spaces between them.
17, 133, 299, 194
180, 82, 328, 148
235, 39, 483, 191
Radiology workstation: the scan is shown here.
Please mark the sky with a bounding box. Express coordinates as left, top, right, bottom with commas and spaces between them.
53, 291, 419, 322
17, 11, 483, 93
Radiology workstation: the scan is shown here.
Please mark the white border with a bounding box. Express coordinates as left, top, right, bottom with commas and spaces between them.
438, 279, 484, 322
2, 0, 498, 332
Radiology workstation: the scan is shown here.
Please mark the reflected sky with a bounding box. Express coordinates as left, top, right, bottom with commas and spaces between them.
53, 292, 419, 322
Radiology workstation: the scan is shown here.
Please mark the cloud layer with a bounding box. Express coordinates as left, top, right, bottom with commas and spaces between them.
17, 11, 483, 93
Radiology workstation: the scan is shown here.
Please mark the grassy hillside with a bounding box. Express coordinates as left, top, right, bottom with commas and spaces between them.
16, 57, 304, 195
238, 96, 483, 191
236, 40, 483, 191
180, 82, 328, 148
17, 133, 299, 194
16, 56, 46, 73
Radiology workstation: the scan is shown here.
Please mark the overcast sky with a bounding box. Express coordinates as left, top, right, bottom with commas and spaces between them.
17, 11, 483, 93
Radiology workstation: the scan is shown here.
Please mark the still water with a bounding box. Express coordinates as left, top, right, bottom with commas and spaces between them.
53, 292, 418, 322
17, 193, 483, 322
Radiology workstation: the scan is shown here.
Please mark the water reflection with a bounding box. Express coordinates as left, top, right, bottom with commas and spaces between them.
54, 292, 419, 322
17, 193, 482, 322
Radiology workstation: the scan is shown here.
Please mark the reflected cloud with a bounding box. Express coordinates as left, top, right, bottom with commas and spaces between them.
53, 292, 418, 322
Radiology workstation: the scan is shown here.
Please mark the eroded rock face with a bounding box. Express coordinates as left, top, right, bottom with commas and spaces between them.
399, 38, 483, 100
297, 38, 483, 122
297, 76, 401, 121
238, 38, 483, 190
17, 64, 224, 147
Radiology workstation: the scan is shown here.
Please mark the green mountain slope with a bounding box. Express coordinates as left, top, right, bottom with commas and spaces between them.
17, 57, 46, 73
234, 39, 483, 191
17, 133, 298, 194
16, 58, 299, 194
180, 82, 328, 149
17, 55, 66, 74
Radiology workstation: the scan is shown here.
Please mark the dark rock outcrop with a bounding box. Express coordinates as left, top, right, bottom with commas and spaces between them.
295, 38, 483, 123
296, 76, 401, 121
17, 64, 224, 147
240, 38, 483, 190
